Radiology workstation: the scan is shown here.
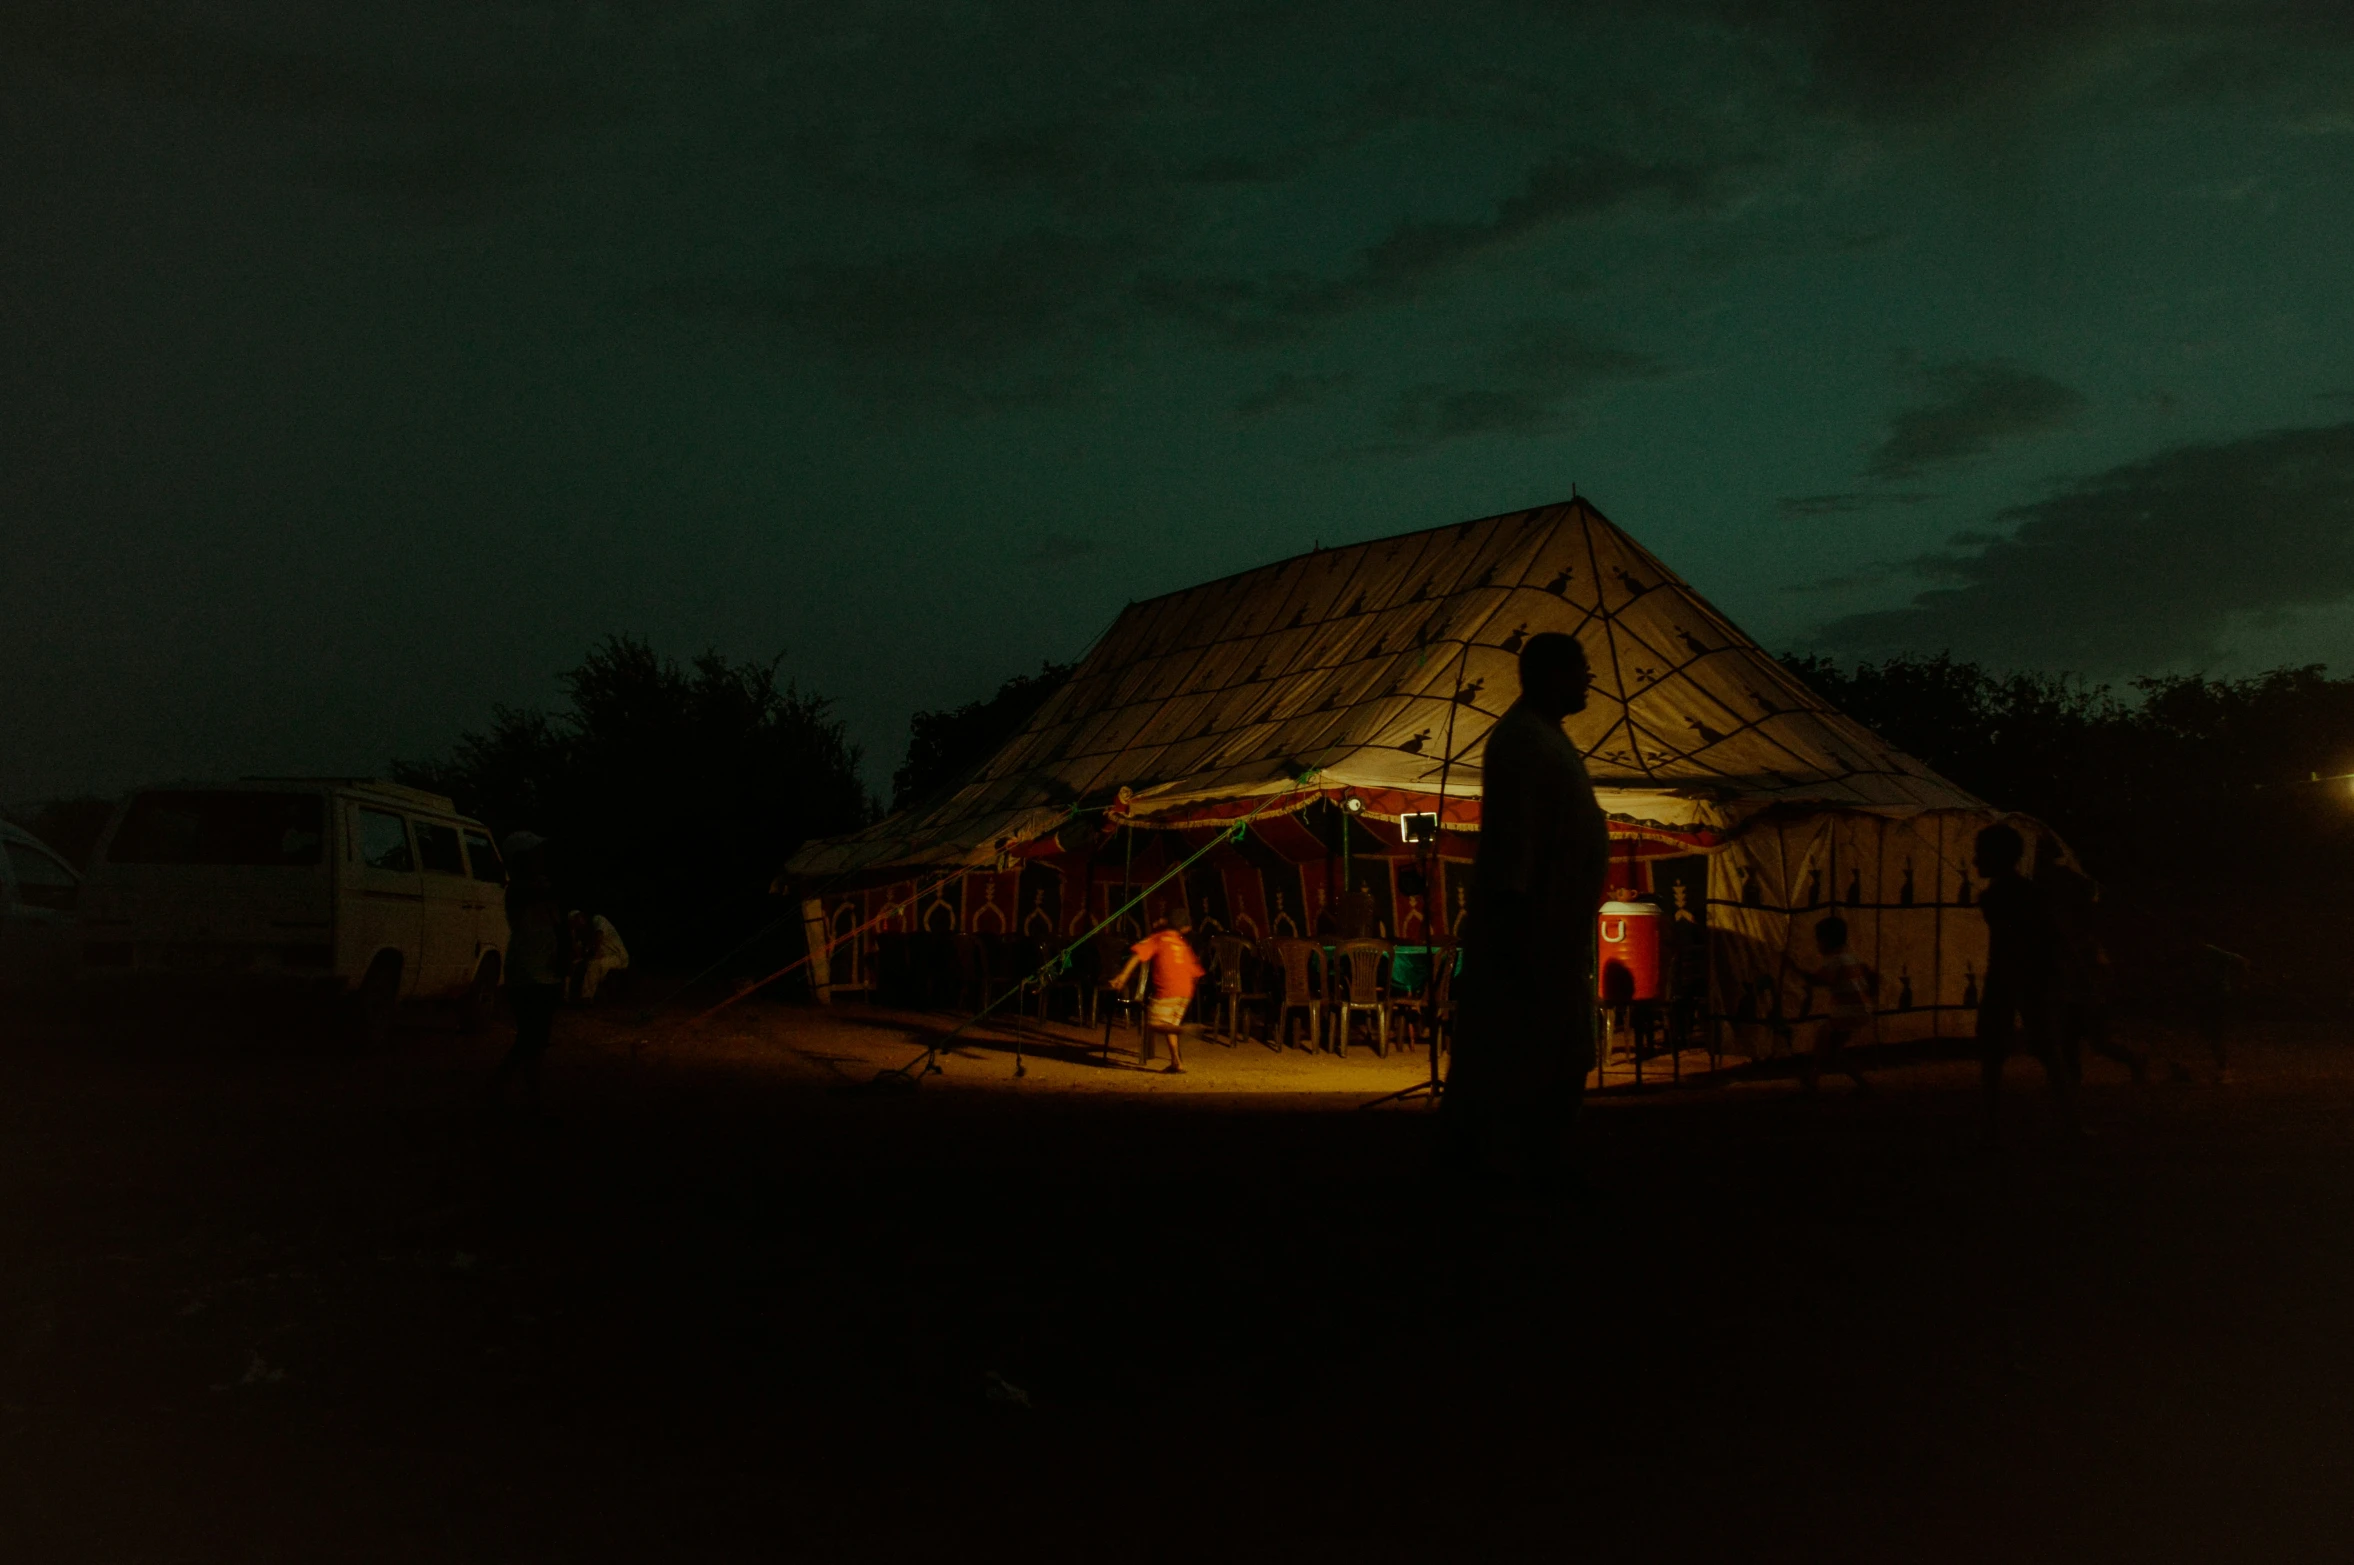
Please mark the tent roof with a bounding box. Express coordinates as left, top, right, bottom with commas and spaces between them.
789, 498, 1981, 879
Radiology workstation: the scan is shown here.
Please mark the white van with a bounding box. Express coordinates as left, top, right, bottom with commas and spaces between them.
80, 779, 509, 1037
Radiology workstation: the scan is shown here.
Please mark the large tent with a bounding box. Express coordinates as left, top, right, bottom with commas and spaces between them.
785, 498, 2028, 1052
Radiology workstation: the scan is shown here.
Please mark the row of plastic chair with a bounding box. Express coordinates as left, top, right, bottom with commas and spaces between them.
872, 929, 1455, 1063
1206, 935, 1453, 1059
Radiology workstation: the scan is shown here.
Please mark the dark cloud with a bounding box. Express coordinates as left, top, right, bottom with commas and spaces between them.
1373, 323, 1663, 452
638, 132, 1720, 396
1720, 0, 2118, 121
0, 3, 436, 118
1357, 149, 1715, 290
1714, 1, 2354, 124
0, 2, 636, 218
1865, 359, 2085, 480
1487, 323, 1663, 385
1385, 386, 1566, 445
952, 106, 1288, 202
323, 136, 544, 223
1778, 491, 1936, 517
1234, 371, 1357, 420
633, 231, 1130, 407
1139, 147, 1719, 344
1784, 563, 1907, 594
1342, 64, 1567, 137
1829, 226, 1902, 252
963, 119, 1111, 191
758, 231, 1129, 367
1023, 533, 1099, 564
1814, 421, 2354, 670
0, 1, 638, 124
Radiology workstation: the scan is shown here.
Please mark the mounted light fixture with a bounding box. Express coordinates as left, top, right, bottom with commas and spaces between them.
1401, 810, 1439, 845
1341, 794, 1367, 815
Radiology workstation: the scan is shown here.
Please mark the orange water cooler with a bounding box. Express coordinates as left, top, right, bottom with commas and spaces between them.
1596, 899, 1662, 1004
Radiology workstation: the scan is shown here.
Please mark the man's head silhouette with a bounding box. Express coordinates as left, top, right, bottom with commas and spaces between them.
1518, 633, 1592, 722
1974, 822, 2025, 880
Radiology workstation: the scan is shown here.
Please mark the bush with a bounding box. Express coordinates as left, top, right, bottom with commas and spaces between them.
397, 637, 873, 964
892, 662, 1072, 810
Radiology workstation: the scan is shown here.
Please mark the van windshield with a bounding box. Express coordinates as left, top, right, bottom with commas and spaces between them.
109, 791, 326, 867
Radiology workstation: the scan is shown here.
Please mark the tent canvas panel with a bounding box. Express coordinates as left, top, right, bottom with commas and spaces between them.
1704, 808, 2042, 1052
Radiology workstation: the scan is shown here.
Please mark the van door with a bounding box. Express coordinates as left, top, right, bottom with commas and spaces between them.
411, 818, 479, 998
343, 804, 424, 996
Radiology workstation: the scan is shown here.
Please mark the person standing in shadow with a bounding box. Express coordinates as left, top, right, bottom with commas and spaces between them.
1442, 632, 1609, 1186
1799, 915, 1876, 1093
1975, 823, 2079, 1141
491, 831, 571, 1117
2035, 834, 2148, 1085
2193, 937, 2253, 1085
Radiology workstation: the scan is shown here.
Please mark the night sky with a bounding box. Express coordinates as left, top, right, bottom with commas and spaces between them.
10, 3, 2354, 805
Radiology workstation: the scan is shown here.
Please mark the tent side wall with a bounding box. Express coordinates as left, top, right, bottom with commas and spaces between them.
1708, 808, 2038, 1053
805, 802, 1715, 1013
803, 797, 2062, 1070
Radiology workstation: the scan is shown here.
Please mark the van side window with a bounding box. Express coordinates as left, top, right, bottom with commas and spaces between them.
414, 820, 466, 877
110, 791, 324, 867
6, 842, 78, 911
462, 829, 505, 884
357, 809, 415, 873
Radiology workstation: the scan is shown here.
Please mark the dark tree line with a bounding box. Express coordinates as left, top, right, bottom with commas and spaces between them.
389, 647, 1073, 967
1784, 655, 2354, 861
891, 661, 1072, 809
395, 636, 872, 963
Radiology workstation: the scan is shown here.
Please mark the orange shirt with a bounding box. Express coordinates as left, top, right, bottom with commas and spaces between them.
1131, 929, 1205, 1000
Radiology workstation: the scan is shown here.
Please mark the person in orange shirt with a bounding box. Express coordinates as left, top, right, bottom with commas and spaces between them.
1110, 906, 1206, 1074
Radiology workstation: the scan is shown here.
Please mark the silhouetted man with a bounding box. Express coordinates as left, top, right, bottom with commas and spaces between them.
491, 832, 570, 1116
1444, 632, 1608, 1181
1975, 822, 2078, 1140
2193, 937, 2252, 1085
2035, 834, 2147, 1085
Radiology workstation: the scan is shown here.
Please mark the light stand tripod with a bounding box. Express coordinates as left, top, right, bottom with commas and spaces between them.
1363, 641, 1470, 1111
1359, 819, 1450, 1110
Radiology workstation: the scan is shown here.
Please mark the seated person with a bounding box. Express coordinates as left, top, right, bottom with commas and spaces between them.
1798, 914, 1875, 1091
567, 910, 631, 1003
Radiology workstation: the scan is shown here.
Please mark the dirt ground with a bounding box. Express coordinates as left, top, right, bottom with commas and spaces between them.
4, 992, 2353, 1563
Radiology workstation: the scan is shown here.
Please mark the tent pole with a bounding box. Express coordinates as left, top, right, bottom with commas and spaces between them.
1365, 638, 1471, 1112
1340, 798, 1351, 918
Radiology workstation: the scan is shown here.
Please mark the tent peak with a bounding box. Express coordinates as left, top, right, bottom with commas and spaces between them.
1124, 496, 1607, 617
